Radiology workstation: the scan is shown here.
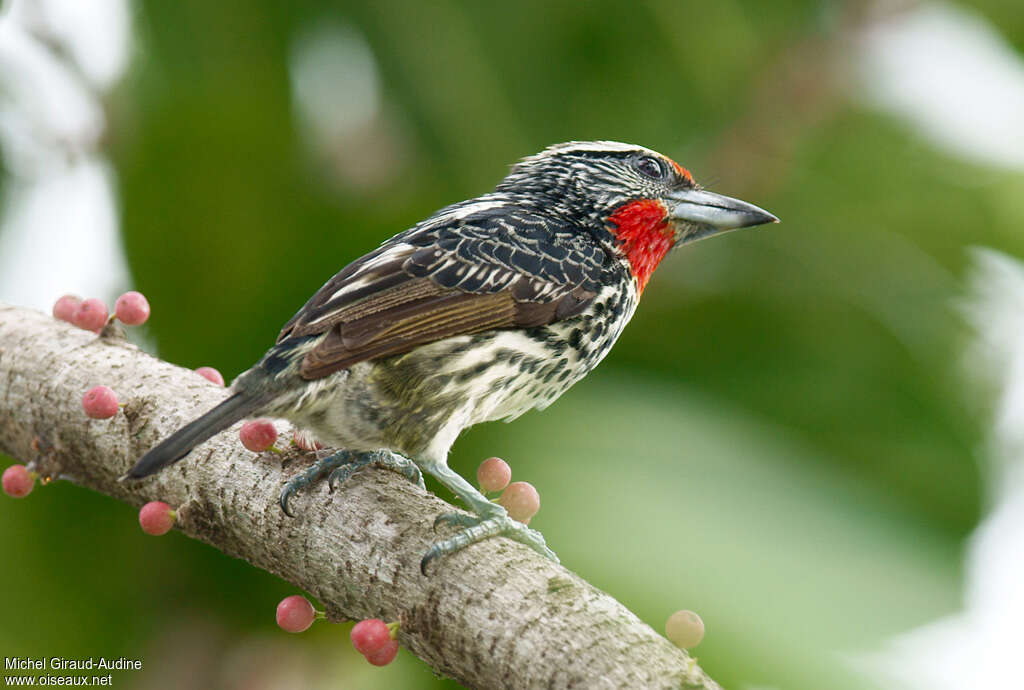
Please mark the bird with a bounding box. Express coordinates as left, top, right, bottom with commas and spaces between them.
124, 141, 778, 572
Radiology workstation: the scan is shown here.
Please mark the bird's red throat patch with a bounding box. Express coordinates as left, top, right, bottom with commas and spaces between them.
608, 199, 673, 294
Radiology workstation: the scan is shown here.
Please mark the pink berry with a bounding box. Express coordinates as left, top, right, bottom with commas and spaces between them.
276, 595, 316, 633
665, 609, 705, 649
138, 501, 175, 536
498, 481, 540, 523
292, 429, 323, 451
72, 298, 108, 332
195, 366, 225, 386
52, 294, 81, 322
240, 420, 278, 452
365, 639, 399, 666
351, 619, 391, 656
114, 291, 150, 325
2, 465, 35, 498
82, 385, 119, 419
477, 457, 511, 493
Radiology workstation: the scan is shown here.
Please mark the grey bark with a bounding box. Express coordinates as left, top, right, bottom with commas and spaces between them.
0, 303, 721, 690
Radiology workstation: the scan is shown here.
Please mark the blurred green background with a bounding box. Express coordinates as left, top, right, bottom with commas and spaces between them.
5, 0, 1021, 688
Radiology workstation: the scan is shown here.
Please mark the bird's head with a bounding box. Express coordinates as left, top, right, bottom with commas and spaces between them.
498, 141, 778, 292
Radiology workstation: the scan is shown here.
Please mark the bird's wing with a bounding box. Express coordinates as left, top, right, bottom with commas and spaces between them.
275, 203, 606, 379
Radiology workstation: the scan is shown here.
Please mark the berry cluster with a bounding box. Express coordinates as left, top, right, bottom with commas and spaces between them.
58, 292, 225, 426
5, 293, 162, 497
351, 618, 400, 666
56, 293, 235, 541
3, 293, 226, 533
274, 596, 400, 667
54, 291, 150, 333
56, 292, 225, 392
67, 292, 152, 419
476, 457, 540, 524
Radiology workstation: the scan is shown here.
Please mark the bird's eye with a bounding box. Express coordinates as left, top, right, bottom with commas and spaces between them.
634, 155, 665, 181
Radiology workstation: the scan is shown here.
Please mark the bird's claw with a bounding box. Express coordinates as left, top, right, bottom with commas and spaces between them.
280, 449, 423, 517
280, 486, 297, 518
421, 513, 559, 575
280, 449, 351, 517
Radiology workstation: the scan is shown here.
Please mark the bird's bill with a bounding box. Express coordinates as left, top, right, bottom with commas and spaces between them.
667, 188, 778, 245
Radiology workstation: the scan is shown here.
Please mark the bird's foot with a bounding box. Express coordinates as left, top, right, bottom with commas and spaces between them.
327, 449, 425, 491
280, 449, 424, 517
421, 506, 559, 574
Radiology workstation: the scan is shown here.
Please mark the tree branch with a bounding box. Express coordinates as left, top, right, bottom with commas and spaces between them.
0, 303, 721, 690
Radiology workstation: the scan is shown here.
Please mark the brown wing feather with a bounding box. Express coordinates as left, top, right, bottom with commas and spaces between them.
300, 291, 516, 378
295, 283, 595, 380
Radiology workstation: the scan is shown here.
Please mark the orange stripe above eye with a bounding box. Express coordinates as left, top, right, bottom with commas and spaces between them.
668, 158, 693, 184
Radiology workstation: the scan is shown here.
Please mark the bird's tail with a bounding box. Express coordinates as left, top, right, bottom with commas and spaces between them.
123, 392, 263, 479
